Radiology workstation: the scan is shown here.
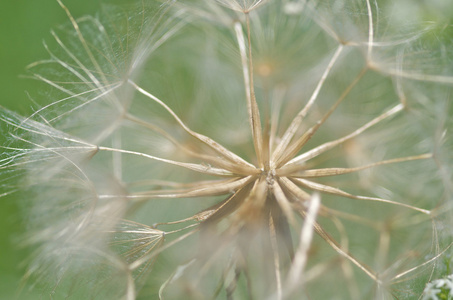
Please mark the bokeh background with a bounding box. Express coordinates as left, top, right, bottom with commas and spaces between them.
0, 1, 451, 299
0, 2, 99, 299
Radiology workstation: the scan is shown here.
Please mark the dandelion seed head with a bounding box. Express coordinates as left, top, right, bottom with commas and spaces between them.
2, 0, 453, 299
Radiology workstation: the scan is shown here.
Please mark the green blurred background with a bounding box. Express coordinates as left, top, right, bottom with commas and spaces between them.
0, 1, 99, 299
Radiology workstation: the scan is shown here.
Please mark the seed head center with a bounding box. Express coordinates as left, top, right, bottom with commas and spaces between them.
264, 168, 277, 187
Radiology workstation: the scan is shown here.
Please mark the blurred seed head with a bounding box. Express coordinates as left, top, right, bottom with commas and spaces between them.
1, 0, 453, 299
